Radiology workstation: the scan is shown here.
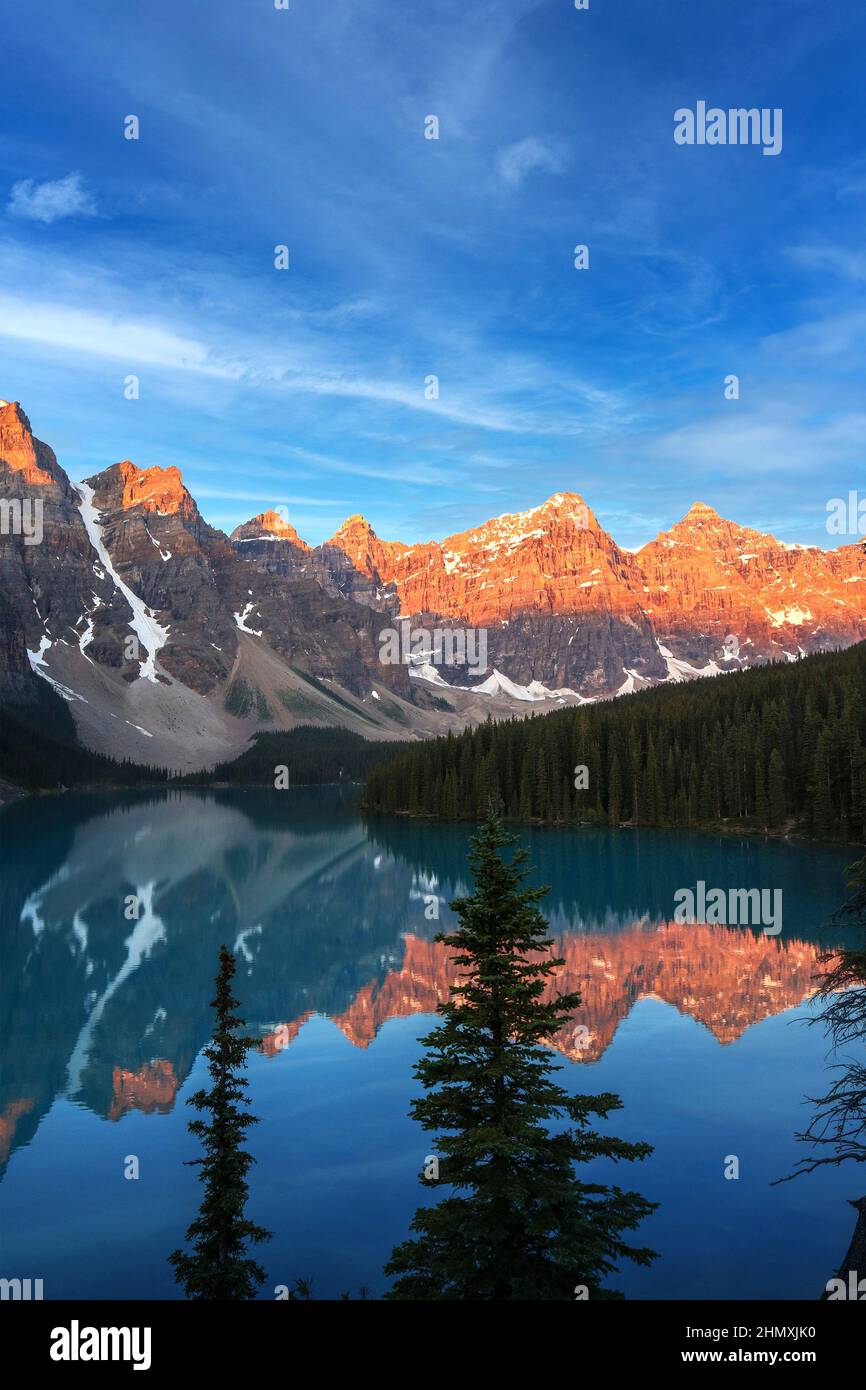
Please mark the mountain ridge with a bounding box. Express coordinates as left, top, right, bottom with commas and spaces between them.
2, 398, 864, 776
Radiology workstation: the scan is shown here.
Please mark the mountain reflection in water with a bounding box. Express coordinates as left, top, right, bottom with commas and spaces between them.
0, 788, 851, 1167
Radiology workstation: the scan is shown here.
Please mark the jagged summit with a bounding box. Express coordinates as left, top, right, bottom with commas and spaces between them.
84, 459, 199, 519
326, 492, 594, 559
683, 501, 722, 519
231, 509, 310, 549
330, 512, 373, 534
325, 512, 408, 581
661, 502, 733, 538
652, 500, 780, 552
323, 489, 631, 629
3, 398, 865, 758
0, 397, 61, 485
531, 490, 591, 515
470, 491, 595, 536
325, 513, 381, 550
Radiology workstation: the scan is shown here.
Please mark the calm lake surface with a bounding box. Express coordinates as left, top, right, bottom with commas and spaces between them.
0, 787, 860, 1300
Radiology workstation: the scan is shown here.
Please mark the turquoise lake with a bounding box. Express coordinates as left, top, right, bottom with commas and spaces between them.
0, 787, 860, 1300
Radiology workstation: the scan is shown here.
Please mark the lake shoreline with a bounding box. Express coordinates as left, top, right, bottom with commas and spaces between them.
359, 804, 863, 851
2, 778, 860, 851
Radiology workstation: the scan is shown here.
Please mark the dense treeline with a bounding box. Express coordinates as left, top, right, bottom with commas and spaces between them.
179, 726, 408, 787
363, 643, 866, 843
0, 683, 170, 792
0, 681, 405, 794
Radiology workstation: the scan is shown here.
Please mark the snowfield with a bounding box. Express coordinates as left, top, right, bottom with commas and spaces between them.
75, 481, 170, 683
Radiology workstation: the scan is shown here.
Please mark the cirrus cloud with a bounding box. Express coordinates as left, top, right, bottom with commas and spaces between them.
496, 137, 565, 188
7, 172, 97, 224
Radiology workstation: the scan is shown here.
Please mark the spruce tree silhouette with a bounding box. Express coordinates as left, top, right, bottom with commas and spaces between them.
170, 946, 271, 1299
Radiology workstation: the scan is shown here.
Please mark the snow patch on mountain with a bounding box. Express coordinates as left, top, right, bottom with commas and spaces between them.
75, 481, 170, 682
77, 614, 95, 660
615, 669, 648, 697
409, 662, 590, 704
472, 670, 541, 701
408, 661, 451, 687
766, 605, 814, 628
27, 634, 89, 703
656, 642, 725, 682
143, 521, 172, 561
234, 601, 263, 636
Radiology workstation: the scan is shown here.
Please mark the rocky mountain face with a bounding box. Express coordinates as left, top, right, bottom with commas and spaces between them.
80, 462, 403, 700
637, 501, 866, 667
345, 495, 668, 694
0, 405, 425, 770
2, 398, 865, 772
0, 401, 118, 698
316, 491, 866, 695
229, 494, 670, 695
325, 513, 408, 594
232, 507, 310, 550
230, 509, 394, 611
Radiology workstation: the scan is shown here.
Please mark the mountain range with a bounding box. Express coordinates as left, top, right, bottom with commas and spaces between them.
2, 398, 864, 772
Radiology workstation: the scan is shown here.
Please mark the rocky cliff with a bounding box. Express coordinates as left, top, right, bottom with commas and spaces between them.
3, 397, 865, 773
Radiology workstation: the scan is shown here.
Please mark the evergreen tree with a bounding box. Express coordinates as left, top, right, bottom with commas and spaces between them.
169, 946, 271, 1299
810, 729, 834, 837
778, 856, 866, 1182
362, 643, 865, 845
767, 747, 786, 827
775, 857, 866, 1287
754, 758, 769, 829
385, 812, 657, 1300
607, 748, 622, 827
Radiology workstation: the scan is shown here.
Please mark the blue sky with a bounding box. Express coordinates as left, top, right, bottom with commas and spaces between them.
1, 0, 863, 547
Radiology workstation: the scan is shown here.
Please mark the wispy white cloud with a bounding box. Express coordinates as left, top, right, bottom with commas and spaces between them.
7, 173, 97, 224
0, 295, 224, 372
266, 442, 453, 488
191, 486, 349, 506
0, 287, 629, 439
786, 243, 866, 283
761, 307, 866, 362
650, 407, 866, 476
497, 137, 565, 188
0, 0, 861, 553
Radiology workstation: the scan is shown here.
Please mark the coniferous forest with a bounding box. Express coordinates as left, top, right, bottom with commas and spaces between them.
0, 682, 407, 795
363, 643, 866, 843
0, 682, 171, 794
178, 727, 407, 788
